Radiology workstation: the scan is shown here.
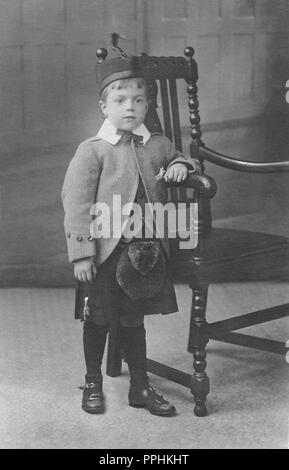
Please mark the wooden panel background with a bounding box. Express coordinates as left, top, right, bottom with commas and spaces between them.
146, 0, 289, 124
0, 0, 145, 152
0, 0, 288, 286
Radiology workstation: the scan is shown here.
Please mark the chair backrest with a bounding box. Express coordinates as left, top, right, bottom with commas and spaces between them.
139, 49, 202, 156
138, 49, 212, 230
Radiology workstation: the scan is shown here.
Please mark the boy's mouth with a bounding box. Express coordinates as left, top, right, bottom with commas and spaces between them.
123, 116, 136, 121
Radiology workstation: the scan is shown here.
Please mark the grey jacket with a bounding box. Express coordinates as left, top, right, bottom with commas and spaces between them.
61, 133, 198, 266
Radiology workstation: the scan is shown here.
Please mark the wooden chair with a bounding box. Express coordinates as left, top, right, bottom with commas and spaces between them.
97, 47, 289, 417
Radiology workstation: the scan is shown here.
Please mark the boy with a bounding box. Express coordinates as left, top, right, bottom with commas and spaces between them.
62, 52, 199, 416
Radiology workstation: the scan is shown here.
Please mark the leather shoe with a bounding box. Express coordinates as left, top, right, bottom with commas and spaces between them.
82, 382, 105, 414
128, 385, 176, 417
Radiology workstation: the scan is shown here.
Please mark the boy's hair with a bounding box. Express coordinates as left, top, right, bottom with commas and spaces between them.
100, 77, 148, 103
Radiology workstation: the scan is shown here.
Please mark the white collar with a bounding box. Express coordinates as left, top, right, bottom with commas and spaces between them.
96, 119, 151, 145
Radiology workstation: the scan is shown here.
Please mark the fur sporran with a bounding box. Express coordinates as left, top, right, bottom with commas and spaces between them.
116, 240, 166, 300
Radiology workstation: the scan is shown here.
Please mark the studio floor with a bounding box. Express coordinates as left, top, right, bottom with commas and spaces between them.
0, 204, 289, 449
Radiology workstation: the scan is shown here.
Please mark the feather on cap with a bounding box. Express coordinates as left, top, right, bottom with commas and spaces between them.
95, 33, 143, 95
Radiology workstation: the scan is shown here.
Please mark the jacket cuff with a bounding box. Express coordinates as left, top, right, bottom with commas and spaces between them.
65, 231, 96, 263
167, 156, 199, 173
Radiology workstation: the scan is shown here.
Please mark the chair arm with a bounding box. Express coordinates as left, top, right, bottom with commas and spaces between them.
198, 145, 289, 173
166, 173, 217, 199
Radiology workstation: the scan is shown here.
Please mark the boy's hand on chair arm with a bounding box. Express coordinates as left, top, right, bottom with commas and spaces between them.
74, 257, 97, 283
164, 163, 188, 183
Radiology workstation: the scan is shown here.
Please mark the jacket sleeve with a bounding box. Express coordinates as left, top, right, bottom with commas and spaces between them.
163, 137, 202, 173
61, 141, 100, 263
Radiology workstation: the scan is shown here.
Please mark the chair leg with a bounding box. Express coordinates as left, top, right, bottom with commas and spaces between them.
106, 319, 123, 377
188, 284, 210, 417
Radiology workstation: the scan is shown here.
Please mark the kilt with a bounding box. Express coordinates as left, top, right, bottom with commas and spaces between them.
74, 242, 178, 326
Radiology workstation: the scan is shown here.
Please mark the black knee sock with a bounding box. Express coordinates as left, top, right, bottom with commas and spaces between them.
119, 324, 148, 388
83, 321, 109, 387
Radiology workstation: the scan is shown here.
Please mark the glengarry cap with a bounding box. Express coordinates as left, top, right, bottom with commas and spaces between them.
95, 33, 143, 95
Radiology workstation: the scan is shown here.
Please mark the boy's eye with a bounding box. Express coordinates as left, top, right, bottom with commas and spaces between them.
136, 98, 144, 104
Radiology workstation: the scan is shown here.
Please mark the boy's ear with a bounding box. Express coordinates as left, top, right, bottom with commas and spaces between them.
99, 100, 107, 116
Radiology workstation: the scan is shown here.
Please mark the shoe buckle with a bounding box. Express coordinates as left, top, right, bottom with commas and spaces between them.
89, 393, 100, 400
85, 382, 96, 389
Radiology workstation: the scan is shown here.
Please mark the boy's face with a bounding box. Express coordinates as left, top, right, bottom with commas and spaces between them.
99, 81, 148, 131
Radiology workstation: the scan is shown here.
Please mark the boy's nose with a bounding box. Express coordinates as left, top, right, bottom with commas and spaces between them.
126, 99, 134, 111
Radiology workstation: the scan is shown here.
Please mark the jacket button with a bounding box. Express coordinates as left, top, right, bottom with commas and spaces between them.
76, 235, 83, 242
66, 232, 71, 239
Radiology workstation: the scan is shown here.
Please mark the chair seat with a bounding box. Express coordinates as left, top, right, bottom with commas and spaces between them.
170, 228, 289, 283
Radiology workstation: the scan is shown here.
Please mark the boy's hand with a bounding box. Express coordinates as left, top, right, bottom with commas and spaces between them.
74, 257, 97, 283
164, 163, 188, 183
